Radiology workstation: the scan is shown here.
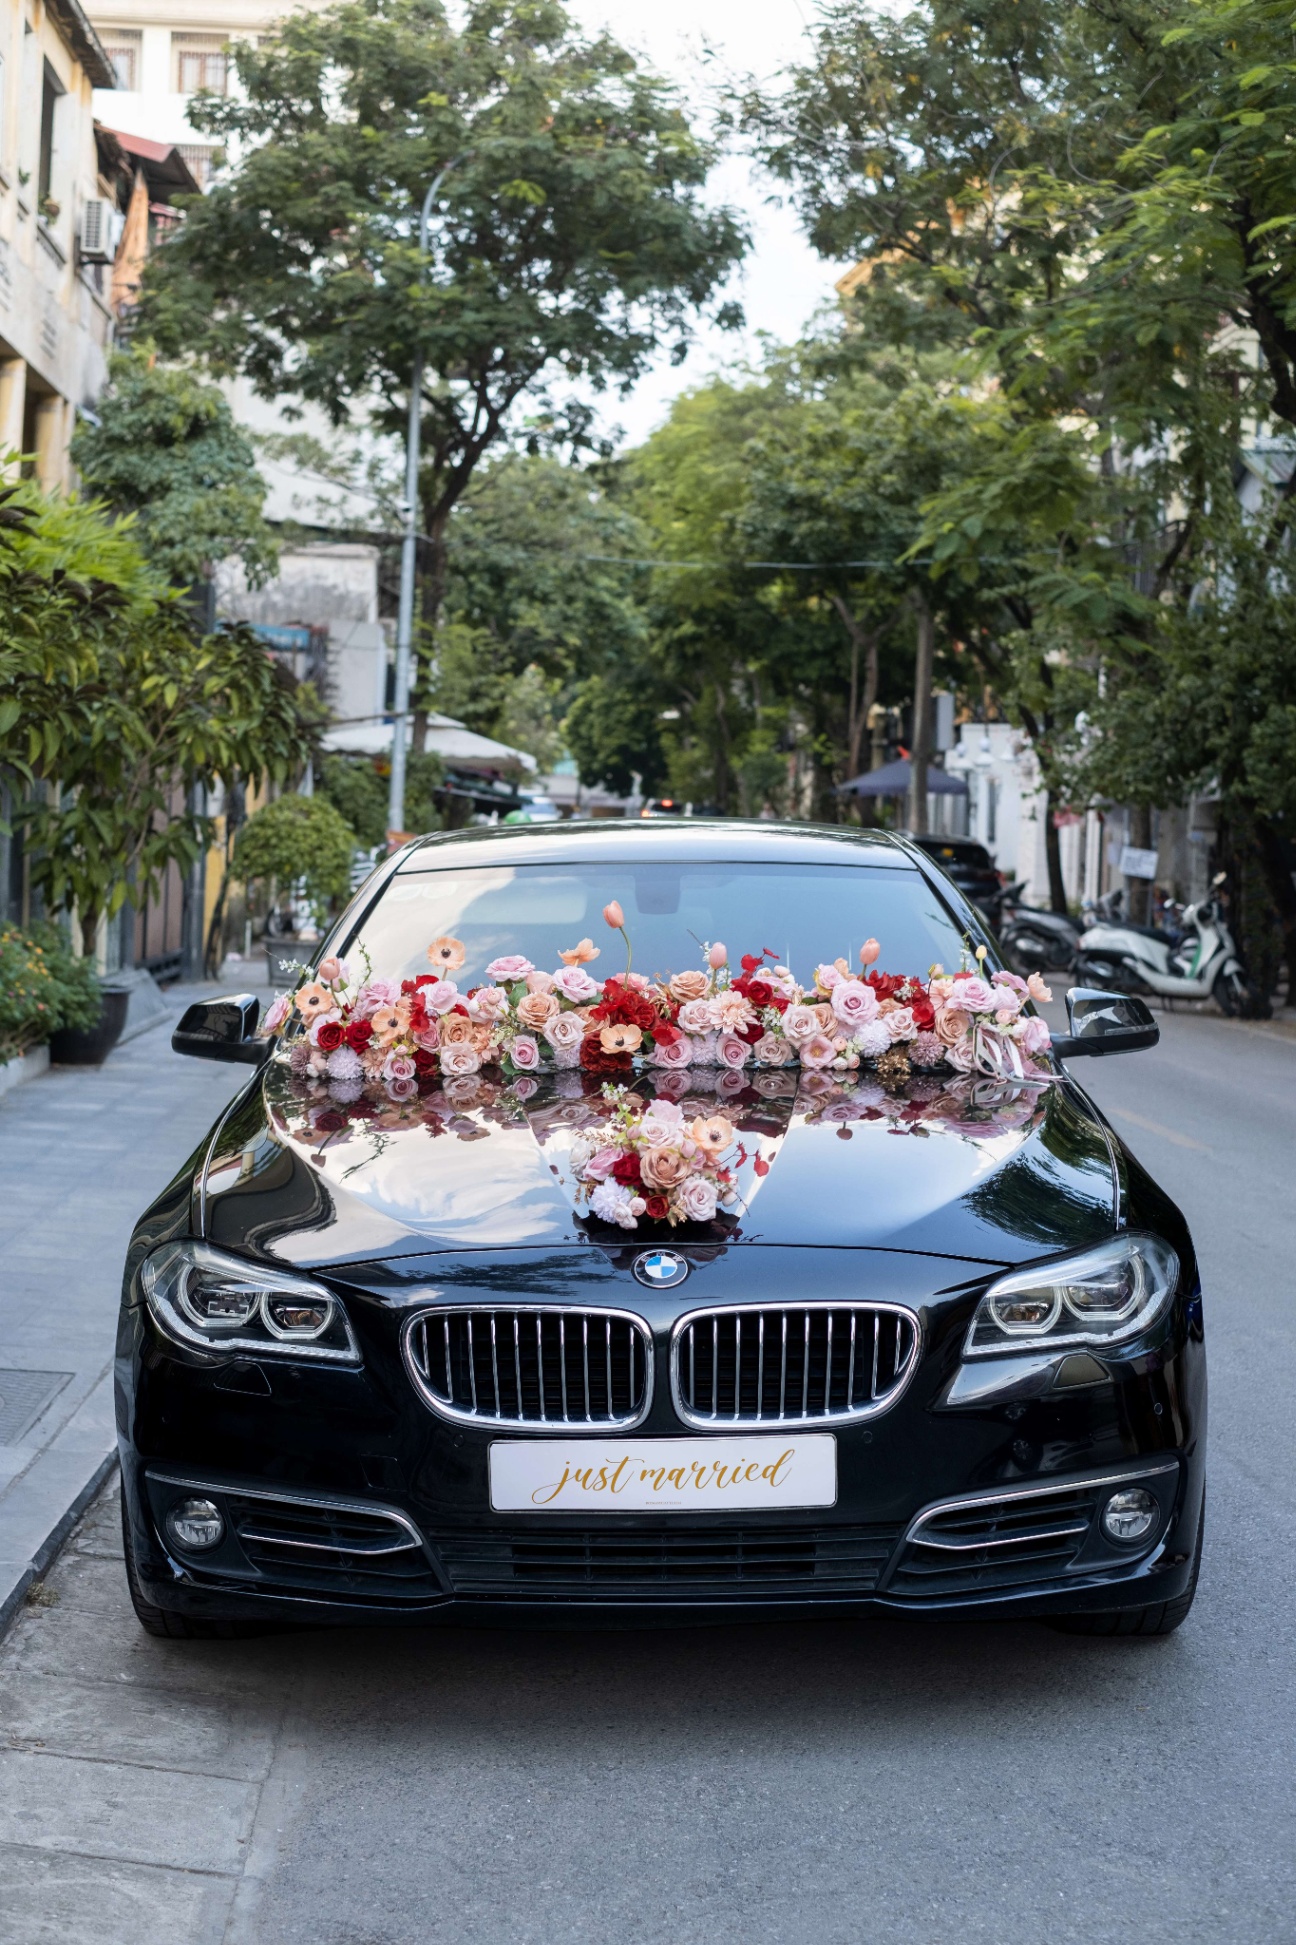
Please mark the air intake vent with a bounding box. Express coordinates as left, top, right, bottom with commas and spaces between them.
670, 1304, 920, 1429
79, 198, 115, 263
404, 1306, 653, 1430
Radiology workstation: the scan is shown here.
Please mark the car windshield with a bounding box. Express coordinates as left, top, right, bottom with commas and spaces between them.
345, 860, 971, 987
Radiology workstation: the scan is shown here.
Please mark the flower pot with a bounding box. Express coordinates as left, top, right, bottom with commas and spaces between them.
48, 986, 130, 1066
266, 939, 310, 988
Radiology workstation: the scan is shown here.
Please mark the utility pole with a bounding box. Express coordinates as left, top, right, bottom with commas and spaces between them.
907, 594, 935, 834
387, 157, 465, 846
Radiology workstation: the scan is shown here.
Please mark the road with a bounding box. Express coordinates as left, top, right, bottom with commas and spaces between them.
1, 1007, 1294, 1945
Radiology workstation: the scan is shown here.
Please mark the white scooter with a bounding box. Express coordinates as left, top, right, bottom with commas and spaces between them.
1074, 875, 1250, 1015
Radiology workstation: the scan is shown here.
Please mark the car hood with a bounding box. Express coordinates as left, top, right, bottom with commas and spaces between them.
200, 1063, 1119, 1271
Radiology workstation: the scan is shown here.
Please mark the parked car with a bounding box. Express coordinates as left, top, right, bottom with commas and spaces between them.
118, 822, 1204, 1640
902, 834, 1007, 929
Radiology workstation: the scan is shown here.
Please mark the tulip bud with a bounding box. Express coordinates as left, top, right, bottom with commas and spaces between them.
860, 938, 880, 966
708, 941, 727, 969
603, 901, 624, 929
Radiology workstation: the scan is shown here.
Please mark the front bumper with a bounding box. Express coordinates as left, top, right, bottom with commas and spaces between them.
117, 1240, 1205, 1629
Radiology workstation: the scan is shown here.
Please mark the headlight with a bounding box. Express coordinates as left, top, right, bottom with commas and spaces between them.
965, 1234, 1179, 1358
141, 1241, 360, 1365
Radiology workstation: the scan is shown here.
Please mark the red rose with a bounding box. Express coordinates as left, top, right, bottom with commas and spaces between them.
612, 1152, 642, 1185
315, 1108, 348, 1132
653, 1020, 683, 1047
742, 978, 773, 1007
738, 1020, 764, 1045
909, 996, 935, 1031
344, 1019, 373, 1051
413, 1047, 438, 1074
643, 1195, 669, 1221
316, 1020, 345, 1053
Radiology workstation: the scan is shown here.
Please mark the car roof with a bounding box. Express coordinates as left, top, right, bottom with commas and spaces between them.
394, 818, 922, 874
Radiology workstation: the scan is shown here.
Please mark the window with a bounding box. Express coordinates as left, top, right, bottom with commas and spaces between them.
38, 60, 65, 212
173, 34, 229, 94
177, 144, 215, 188
101, 32, 140, 91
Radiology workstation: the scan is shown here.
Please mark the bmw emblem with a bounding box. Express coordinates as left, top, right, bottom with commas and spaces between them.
633, 1249, 689, 1290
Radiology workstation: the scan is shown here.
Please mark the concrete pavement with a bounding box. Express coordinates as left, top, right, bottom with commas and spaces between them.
1, 1006, 1294, 1944
0, 975, 267, 1634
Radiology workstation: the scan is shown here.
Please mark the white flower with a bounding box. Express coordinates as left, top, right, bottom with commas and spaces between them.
782, 1004, 821, 1045
590, 1180, 639, 1229
552, 1044, 581, 1068
544, 1011, 585, 1052
325, 1046, 363, 1080
852, 1021, 892, 1060
676, 998, 717, 1035
885, 1006, 918, 1043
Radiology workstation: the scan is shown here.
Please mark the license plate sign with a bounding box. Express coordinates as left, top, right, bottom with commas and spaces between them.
488, 1434, 837, 1514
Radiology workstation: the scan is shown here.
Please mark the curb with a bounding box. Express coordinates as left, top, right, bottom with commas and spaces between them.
0, 1371, 119, 1642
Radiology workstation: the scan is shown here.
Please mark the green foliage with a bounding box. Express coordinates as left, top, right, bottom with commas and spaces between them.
136, 0, 746, 705
0, 923, 100, 1059
317, 752, 444, 845
234, 793, 358, 923
0, 481, 322, 951
70, 347, 278, 590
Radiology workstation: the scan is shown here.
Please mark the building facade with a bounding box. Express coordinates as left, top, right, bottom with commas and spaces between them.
0, 0, 116, 487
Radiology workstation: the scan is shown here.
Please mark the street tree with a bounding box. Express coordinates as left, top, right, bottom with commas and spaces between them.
69, 346, 278, 595
137, 0, 746, 743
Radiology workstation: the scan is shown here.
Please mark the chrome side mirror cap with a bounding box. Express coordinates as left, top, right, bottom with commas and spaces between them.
172, 994, 269, 1065
1051, 988, 1159, 1060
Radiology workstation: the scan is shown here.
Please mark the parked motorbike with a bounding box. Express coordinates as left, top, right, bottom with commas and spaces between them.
998, 881, 1082, 975
1074, 875, 1249, 1014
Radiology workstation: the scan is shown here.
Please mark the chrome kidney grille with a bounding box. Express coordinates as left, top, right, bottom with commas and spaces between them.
670, 1303, 920, 1428
403, 1306, 653, 1431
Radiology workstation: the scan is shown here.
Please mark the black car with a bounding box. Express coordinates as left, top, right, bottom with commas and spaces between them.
904, 834, 1006, 929
117, 822, 1204, 1639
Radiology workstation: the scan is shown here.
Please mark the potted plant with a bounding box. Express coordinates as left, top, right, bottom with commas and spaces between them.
1, 922, 107, 1074
233, 793, 358, 985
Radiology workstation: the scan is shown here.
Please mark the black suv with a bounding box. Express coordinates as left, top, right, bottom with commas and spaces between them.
903, 835, 1005, 928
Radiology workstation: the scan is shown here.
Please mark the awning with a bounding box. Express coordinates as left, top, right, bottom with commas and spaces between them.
838, 757, 967, 798
324, 711, 537, 775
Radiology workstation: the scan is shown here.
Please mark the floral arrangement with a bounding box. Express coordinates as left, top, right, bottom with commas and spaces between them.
569, 1087, 741, 1230
262, 898, 1054, 1087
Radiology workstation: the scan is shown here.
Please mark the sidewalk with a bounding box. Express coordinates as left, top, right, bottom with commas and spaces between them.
0, 972, 269, 1634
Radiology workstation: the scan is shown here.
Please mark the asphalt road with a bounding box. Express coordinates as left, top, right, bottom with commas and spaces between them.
2, 1008, 1294, 1945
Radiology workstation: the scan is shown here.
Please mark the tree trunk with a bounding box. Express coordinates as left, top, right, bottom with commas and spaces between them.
80, 909, 98, 959
1126, 802, 1153, 925
907, 595, 935, 834
1043, 794, 1069, 916
411, 508, 450, 757
828, 591, 881, 780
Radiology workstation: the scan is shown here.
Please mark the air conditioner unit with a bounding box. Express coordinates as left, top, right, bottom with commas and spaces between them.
79, 198, 117, 264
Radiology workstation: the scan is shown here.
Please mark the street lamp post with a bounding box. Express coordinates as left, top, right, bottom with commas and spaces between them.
387, 158, 464, 844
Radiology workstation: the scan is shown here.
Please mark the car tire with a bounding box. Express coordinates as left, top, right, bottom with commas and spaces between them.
1045, 1492, 1204, 1639
121, 1495, 276, 1640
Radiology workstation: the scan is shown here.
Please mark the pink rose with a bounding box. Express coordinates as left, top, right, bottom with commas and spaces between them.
800, 1031, 838, 1070
413, 1022, 440, 1052
830, 979, 880, 1030
544, 1012, 584, 1052
952, 975, 994, 1013
471, 985, 511, 1022
885, 1006, 917, 1043
438, 1042, 481, 1076
782, 1004, 820, 1045
384, 1053, 417, 1082
677, 998, 717, 1035
668, 970, 709, 1003
487, 955, 535, 983
516, 991, 559, 1030
814, 962, 846, 992
677, 1176, 719, 1222
641, 1146, 689, 1190
1021, 1015, 1052, 1055
582, 1145, 622, 1182
1027, 972, 1054, 1005
508, 1034, 541, 1071
552, 965, 601, 1003
261, 992, 292, 1035
640, 1101, 685, 1143
422, 979, 462, 1016
649, 1036, 693, 1068
717, 1033, 750, 1069
525, 969, 557, 994
386, 1076, 418, 1102
753, 1031, 792, 1067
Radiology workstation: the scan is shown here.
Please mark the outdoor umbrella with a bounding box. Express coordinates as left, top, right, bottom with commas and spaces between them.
837, 758, 968, 797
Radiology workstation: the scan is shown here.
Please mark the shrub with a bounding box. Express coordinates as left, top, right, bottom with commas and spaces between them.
234, 792, 357, 927
0, 923, 101, 1059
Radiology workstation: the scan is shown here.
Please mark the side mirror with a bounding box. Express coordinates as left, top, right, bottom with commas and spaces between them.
1051, 988, 1159, 1060
172, 994, 269, 1065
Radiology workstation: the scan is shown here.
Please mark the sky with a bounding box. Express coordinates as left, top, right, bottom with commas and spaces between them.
566, 0, 844, 449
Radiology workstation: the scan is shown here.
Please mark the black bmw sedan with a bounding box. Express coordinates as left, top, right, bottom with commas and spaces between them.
117, 822, 1204, 1639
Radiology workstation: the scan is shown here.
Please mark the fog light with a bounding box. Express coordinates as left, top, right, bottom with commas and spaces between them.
165, 1497, 224, 1551
1101, 1487, 1159, 1545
